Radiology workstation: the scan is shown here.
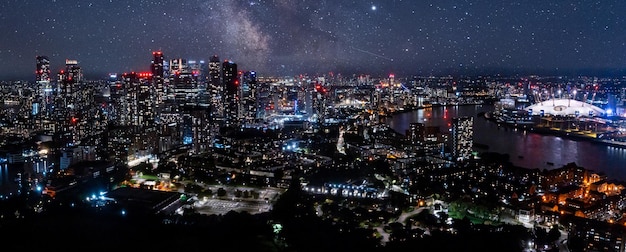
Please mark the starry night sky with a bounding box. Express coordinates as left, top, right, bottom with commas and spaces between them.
1, 0, 626, 80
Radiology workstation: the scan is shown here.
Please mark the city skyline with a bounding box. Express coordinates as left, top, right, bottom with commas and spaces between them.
1, 1, 626, 80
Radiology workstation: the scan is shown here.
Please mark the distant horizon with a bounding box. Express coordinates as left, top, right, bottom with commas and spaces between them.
3, 65, 626, 82
2, 1, 626, 82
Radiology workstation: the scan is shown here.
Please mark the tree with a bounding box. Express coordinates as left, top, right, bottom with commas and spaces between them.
547, 225, 561, 242
453, 217, 472, 235
534, 227, 548, 245
234, 189, 242, 197
217, 188, 226, 197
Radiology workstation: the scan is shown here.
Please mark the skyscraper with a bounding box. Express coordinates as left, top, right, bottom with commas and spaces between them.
169, 58, 196, 101
208, 55, 221, 88
151, 51, 164, 78
55, 59, 84, 147
151, 51, 165, 104
222, 60, 238, 126
150, 51, 164, 85
57, 59, 83, 108
451, 116, 474, 161
35, 56, 53, 119
207, 55, 223, 119
240, 70, 258, 124
60, 59, 83, 84
35, 56, 51, 83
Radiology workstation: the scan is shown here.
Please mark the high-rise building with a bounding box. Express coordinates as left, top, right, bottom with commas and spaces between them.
188, 60, 203, 82
222, 60, 239, 126
54, 59, 84, 147
208, 55, 221, 88
207, 55, 222, 118
119, 72, 154, 127
34, 56, 53, 121
36, 56, 51, 83
56, 59, 84, 111
151, 51, 166, 104
151, 51, 164, 78
240, 70, 258, 124
451, 116, 473, 161
313, 82, 328, 125
169, 58, 197, 101
59, 59, 83, 84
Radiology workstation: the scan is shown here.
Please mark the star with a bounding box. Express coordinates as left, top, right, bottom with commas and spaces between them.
0, 0, 624, 79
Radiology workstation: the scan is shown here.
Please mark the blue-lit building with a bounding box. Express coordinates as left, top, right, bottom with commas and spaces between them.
240, 70, 259, 124
222, 60, 239, 127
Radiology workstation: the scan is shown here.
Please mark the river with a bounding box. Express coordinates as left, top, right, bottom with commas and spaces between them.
386, 105, 626, 181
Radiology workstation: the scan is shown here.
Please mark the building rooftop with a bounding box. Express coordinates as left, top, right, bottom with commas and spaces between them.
525, 99, 605, 117
107, 187, 183, 214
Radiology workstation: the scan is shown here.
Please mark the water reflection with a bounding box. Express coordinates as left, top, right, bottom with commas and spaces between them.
388, 105, 626, 181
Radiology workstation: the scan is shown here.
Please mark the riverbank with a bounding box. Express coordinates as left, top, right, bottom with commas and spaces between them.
385, 101, 495, 117
482, 111, 626, 149
387, 104, 626, 181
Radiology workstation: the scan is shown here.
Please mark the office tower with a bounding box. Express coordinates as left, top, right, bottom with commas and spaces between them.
36, 56, 51, 83
313, 82, 327, 125
34, 56, 53, 123
108, 74, 125, 125
59, 59, 83, 84
119, 72, 154, 127
56, 59, 84, 112
208, 55, 221, 88
169, 58, 196, 101
188, 60, 204, 82
57, 59, 83, 116
151, 51, 164, 78
222, 60, 238, 126
151, 51, 165, 102
451, 116, 474, 161
54, 60, 84, 146
208, 55, 222, 118
240, 70, 258, 124
305, 85, 314, 117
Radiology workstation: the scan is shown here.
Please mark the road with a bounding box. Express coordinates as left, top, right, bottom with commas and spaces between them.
396, 206, 429, 224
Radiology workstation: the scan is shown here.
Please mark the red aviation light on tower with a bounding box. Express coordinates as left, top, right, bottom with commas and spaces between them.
138, 72, 152, 78
389, 73, 395, 79
70, 117, 78, 125
315, 83, 327, 95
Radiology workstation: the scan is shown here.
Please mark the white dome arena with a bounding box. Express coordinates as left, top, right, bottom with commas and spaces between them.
524, 99, 605, 117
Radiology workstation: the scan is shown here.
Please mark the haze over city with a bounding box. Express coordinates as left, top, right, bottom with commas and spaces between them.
1, 0, 626, 79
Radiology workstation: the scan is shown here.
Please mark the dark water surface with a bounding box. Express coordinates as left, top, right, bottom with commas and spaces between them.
387, 105, 626, 181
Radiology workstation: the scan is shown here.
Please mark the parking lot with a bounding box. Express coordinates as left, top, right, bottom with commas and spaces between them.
191, 185, 284, 215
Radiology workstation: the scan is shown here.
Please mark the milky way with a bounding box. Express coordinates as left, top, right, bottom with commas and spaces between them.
1, 0, 626, 79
